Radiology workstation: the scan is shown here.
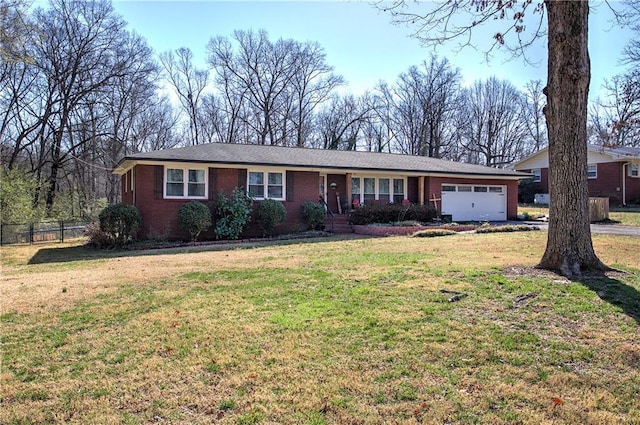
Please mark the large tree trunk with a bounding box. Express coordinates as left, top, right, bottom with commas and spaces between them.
539, 0, 608, 276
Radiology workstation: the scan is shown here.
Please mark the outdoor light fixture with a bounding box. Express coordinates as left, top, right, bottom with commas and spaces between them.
330, 182, 337, 191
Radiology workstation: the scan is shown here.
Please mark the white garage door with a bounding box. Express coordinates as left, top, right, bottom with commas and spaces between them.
441, 184, 507, 221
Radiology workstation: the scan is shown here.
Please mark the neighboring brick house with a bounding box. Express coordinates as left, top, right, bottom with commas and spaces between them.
514, 145, 640, 206
114, 143, 529, 240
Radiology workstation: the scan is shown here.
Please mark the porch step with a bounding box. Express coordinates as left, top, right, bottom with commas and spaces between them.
325, 214, 353, 234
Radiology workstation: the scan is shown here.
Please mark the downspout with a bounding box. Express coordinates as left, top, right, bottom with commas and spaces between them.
622, 163, 628, 206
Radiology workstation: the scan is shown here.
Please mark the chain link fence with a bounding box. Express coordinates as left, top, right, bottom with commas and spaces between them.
0, 221, 90, 246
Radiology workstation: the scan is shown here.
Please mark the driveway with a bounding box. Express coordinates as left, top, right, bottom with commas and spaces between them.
519, 221, 640, 237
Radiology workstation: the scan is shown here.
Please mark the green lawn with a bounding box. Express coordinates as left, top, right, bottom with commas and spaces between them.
1, 233, 639, 424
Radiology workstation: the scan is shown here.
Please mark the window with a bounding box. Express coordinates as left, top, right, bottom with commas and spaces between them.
165, 167, 207, 199
268, 172, 283, 198
363, 178, 376, 202
248, 170, 285, 200
350, 176, 406, 204
489, 187, 503, 193
629, 164, 639, 178
587, 164, 597, 179
532, 169, 541, 182
458, 186, 472, 192
351, 177, 360, 203
442, 185, 456, 192
474, 186, 488, 193
393, 179, 405, 203
379, 178, 390, 202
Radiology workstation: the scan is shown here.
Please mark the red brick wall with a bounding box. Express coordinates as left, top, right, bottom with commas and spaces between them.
588, 162, 623, 204
627, 170, 640, 205
425, 176, 520, 219
128, 165, 321, 240
407, 177, 419, 204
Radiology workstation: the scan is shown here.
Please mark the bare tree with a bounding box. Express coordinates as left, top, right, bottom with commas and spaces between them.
207, 30, 297, 145
0, 0, 33, 62
160, 47, 208, 145
1, 0, 175, 217
29, 0, 137, 212
314, 93, 374, 150
288, 41, 344, 147
207, 29, 343, 147
521, 79, 548, 154
375, 56, 462, 158
378, 0, 608, 276
459, 77, 528, 167
590, 71, 640, 147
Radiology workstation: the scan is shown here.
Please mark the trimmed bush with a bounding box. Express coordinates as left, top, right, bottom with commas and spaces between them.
256, 199, 287, 236
301, 202, 326, 230
412, 229, 457, 238
475, 224, 540, 234
98, 203, 141, 247
214, 188, 253, 240
178, 201, 212, 241
349, 202, 437, 225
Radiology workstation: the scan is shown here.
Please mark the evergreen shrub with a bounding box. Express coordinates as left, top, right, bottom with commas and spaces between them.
301, 202, 326, 230
256, 199, 287, 236
178, 201, 212, 241
349, 202, 437, 225
98, 203, 141, 247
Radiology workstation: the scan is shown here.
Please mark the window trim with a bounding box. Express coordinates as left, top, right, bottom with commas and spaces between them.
164, 166, 208, 200
247, 169, 286, 201
587, 164, 597, 179
629, 163, 639, 178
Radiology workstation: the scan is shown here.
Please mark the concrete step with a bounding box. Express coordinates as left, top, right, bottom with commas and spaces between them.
325, 215, 353, 233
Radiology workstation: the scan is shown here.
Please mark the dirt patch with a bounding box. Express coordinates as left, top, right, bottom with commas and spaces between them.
503, 265, 628, 282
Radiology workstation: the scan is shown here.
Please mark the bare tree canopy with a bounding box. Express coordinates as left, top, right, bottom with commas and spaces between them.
206, 29, 343, 147
160, 47, 209, 145
1, 0, 176, 218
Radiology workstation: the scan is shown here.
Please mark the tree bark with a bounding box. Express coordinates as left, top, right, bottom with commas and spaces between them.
538, 0, 608, 276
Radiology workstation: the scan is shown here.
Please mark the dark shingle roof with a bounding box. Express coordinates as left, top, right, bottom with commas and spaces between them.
116, 143, 527, 178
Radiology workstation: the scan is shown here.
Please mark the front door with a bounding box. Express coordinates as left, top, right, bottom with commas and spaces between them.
319, 174, 327, 205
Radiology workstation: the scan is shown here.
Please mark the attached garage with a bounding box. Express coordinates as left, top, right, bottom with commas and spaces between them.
441, 184, 507, 221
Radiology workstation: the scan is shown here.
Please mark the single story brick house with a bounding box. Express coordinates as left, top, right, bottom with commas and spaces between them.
114, 143, 528, 240
513, 145, 640, 206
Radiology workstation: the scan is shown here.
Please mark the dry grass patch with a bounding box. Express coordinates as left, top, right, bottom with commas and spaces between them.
1, 233, 639, 424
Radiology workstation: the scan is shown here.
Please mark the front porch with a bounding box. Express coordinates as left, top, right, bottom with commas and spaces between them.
322, 173, 431, 216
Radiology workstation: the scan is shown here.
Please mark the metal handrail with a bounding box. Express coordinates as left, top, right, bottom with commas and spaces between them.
319, 196, 335, 233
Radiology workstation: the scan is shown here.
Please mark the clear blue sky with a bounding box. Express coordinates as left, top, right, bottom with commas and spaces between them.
110, 0, 632, 98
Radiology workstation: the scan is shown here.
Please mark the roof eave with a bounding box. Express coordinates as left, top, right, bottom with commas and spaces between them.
114, 157, 528, 179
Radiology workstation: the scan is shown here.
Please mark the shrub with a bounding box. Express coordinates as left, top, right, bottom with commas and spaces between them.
349, 202, 437, 225
98, 203, 141, 247
255, 199, 287, 236
84, 222, 111, 249
475, 224, 540, 234
518, 178, 541, 204
301, 202, 326, 230
412, 229, 457, 238
178, 201, 212, 241
214, 188, 253, 240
